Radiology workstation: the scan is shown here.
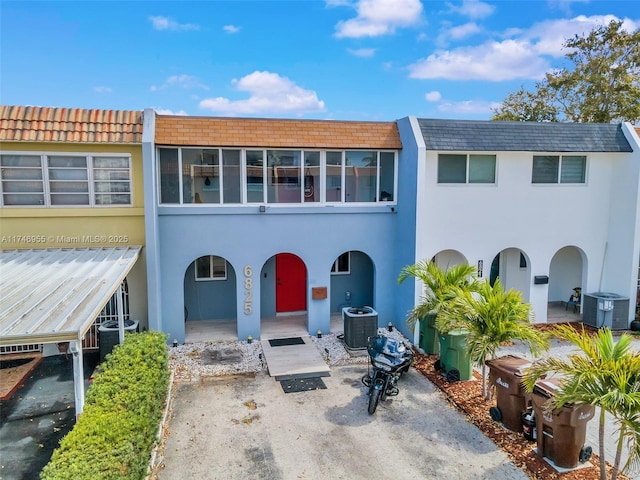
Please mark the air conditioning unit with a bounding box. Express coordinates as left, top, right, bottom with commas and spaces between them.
342, 306, 378, 349
582, 293, 630, 330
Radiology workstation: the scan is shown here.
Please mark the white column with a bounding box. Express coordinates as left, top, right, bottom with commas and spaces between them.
70, 340, 85, 418
116, 284, 125, 344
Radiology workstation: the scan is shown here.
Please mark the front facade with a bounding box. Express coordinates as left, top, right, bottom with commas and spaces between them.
0, 106, 148, 354
143, 112, 403, 342
394, 117, 640, 334
2, 104, 639, 347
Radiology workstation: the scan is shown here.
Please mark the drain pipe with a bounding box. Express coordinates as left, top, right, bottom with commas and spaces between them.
599, 241, 608, 292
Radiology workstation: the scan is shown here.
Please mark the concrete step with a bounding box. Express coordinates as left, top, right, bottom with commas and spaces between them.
260, 336, 331, 380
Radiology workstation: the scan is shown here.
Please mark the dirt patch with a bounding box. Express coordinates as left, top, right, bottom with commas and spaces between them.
412, 353, 629, 480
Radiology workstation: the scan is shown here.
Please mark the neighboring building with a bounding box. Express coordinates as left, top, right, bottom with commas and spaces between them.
394, 118, 640, 335
142, 111, 402, 342
0, 106, 148, 356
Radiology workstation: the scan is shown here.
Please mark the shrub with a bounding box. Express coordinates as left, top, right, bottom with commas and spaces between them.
41, 331, 169, 480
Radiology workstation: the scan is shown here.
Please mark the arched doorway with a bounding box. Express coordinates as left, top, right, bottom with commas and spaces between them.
489, 248, 531, 302
183, 254, 237, 341
329, 250, 375, 312
260, 253, 308, 337
548, 246, 585, 320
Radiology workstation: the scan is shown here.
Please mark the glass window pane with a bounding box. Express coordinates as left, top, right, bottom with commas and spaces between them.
303, 151, 320, 203
95, 194, 131, 205
94, 157, 129, 168
267, 150, 301, 204
2, 180, 43, 193
246, 150, 264, 203
50, 181, 88, 193
48, 168, 88, 181
94, 169, 129, 181
438, 154, 466, 183
1, 167, 42, 180
469, 155, 496, 183
1, 154, 42, 167
195, 256, 211, 280
345, 151, 376, 202
159, 148, 180, 204
48, 156, 87, 168
3, 193, 44, 205
50, 193, 90, 205
561, 155, 586, 183
325, 151, 342, 203
182, 149, 220, 204
379, 152, 395, 201
211, 256, 227, 279
94, 181, 130, 193
222, 150, 241, 204
532, 156, 559, 183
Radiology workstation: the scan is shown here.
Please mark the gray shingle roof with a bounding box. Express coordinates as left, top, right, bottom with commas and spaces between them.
418, 119, 633, 153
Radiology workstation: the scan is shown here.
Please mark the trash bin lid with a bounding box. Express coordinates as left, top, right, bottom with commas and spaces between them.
533, 378, 562, 398
485, 355, 531, 377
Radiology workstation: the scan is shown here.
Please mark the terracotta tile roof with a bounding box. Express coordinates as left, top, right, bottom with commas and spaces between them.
155, 115, 402, 149
0, 105, 143, 143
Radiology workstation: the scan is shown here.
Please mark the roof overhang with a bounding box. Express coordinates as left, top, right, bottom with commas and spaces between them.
0, 247, 141, 346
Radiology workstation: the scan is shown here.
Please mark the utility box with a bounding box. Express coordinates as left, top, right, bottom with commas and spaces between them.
342, 306, 378, 349
98, 319, 139, 361
486, 355, 531, 432
527, 378, 594, 469
582, 292, 629, 330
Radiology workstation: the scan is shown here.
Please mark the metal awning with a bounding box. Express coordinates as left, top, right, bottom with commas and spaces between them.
0, 246, 141, 346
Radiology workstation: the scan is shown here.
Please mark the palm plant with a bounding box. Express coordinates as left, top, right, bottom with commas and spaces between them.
522, 325, 640, 480
442, 278, 547, 399
397, 260, 477, 331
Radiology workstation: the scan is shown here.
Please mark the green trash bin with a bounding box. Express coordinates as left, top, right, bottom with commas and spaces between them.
438, 328, 472, 382
418, 313, 439, 355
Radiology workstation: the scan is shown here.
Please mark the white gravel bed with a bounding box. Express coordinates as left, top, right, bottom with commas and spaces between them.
168, 328, 412, 382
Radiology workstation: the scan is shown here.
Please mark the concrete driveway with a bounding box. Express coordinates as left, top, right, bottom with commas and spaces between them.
156, 365, 527, 480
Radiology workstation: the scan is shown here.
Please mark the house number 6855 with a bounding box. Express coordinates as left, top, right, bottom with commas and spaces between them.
243, 265, 253, 315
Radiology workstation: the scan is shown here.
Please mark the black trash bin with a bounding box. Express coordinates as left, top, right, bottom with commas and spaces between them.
527, 378, 595, 469
486, 355, 531, 432
98, 319, 139, 361
342, 306, 378, 348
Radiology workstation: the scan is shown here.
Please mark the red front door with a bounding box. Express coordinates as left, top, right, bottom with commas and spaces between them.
276, 253, 307, 313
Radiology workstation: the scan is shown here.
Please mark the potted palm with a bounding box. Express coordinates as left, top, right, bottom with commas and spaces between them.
398, 261, 477, 355
523, 325, 640, 480
442, 278, 547, 398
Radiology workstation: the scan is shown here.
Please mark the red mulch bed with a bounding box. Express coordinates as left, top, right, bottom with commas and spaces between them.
413, 351, 628, 480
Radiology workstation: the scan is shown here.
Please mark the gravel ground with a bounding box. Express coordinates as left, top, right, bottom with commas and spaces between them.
168, 328, 411, 382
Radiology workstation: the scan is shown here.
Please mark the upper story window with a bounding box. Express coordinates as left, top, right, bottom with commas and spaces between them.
532, 155, 586, 184
438, 154, 496, 184
0, 153, 131, 207
158, 147, 397, 206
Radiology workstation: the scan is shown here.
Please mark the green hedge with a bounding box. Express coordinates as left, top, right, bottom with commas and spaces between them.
41, 331, 170, 480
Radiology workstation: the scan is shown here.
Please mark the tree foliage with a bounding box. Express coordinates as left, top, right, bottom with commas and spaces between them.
492, 21, 640, 123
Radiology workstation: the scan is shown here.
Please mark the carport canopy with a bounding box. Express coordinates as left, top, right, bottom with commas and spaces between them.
0, 246, 141, 347
0, 246, 141, 416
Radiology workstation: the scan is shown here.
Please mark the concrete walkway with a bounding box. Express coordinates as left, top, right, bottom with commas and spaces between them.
260, 336, 330, 380
156, 365, 527, 480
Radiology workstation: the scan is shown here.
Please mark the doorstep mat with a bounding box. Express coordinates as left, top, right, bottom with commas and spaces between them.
269, 337, 305, 347
279, 377, 327, 393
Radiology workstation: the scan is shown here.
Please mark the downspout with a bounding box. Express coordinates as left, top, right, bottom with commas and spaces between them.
599, 241, 608, 292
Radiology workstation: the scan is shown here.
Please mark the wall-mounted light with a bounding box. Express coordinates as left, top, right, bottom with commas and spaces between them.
387, 322, 394, 332
259, 205, 266, 213
247, 335, 253, 344
477, 260, 483, 278
317, 329, 322, 338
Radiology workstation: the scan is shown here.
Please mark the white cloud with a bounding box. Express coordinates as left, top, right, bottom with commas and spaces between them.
154, 108, 188, 116
223, 25, 240, 34
198, 71, 326, 116
347, 48, 376, 57
94, 86, 112, 93
547, 0, 589, 15
409, 39, 549, 81
447, 22, 482, 40
447, 0, 495, 19
150, 74, 209, 91
425, 91, 442, 102
437, 99, 502, 114
335, 0, 423, 38
149, 16, 199, 31
409, 14, 639, 81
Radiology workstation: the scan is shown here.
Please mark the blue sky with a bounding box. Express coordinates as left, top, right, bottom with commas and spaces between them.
1, 0, 637, 120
